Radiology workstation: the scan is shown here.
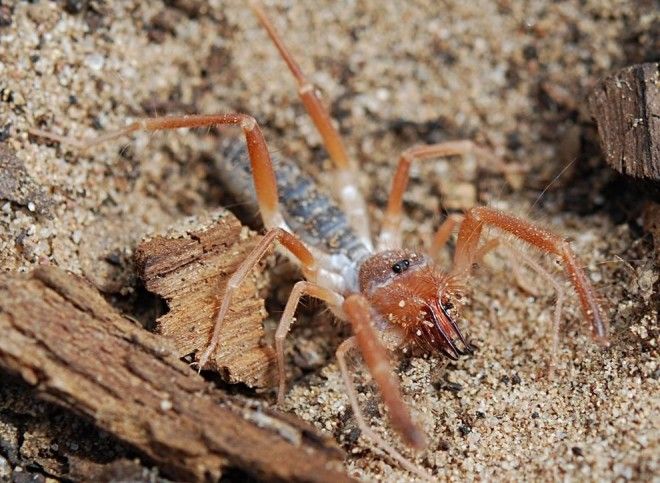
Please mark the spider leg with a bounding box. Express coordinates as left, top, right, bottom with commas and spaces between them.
30, 113, 286, 229
337, 337, 433, 480
473, 236, 567, 371
499, 244, 566, 376
275, 281, 344, 405
198, 228, 318, 371
378, 141, 515, 250
452, 206, 607, 345
430, 214, 463, 256
342, 294, 426, 449
249, 1, 372, 249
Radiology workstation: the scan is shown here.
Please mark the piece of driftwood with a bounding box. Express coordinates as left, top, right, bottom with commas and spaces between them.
135, 209, 275, 388
0, 267, 350, 482
588, 62, 660, 179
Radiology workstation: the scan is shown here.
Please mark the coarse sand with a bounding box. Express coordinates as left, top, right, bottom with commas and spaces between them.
0, 1, 657, 481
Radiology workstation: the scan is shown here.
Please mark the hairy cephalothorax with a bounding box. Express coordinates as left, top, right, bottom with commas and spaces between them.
30, 2, 608, 479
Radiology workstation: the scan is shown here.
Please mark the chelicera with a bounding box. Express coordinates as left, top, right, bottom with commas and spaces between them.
30, 1, 609, 478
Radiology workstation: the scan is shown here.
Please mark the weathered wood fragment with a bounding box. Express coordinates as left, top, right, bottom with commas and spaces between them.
588, 62, 660, 179
135, 209, 275, 388
0, 267, 350, 482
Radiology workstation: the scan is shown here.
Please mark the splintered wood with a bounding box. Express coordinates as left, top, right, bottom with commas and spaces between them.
588, 62, 660, 179
135, 209, 275, 388
0, 267, 349, 482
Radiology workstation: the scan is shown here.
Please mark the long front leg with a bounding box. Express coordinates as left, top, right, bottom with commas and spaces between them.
452, 206, 607, 345
378, 141, 515, 250
275, 281, 344, 405
249, 1, 372, 248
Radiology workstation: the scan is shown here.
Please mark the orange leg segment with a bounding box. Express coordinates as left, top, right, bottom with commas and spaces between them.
30, 114, 283, 225
452, 206, 608, 344
275, 281, 344, 405
378, 141, 512, 250
249, 1, 372, 247
343, 294, 426, 450
249, 0, 350, 172
430, 214, 463, 256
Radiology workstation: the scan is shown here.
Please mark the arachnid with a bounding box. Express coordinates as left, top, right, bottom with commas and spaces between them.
30, 1, 609, 478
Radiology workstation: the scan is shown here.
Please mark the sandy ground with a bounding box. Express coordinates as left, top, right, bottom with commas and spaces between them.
0, 0, 658, 481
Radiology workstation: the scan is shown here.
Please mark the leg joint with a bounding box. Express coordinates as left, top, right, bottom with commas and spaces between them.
240, 115, 257, 131
299, 83, 314, 95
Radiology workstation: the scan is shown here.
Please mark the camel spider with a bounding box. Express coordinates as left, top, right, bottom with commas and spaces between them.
30, 1, 608, 478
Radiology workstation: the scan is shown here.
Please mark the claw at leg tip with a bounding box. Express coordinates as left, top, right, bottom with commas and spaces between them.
595, 335, 610, 348
405, 425, 427, 452
412, 434, 427, 452
196, 351, 210, 374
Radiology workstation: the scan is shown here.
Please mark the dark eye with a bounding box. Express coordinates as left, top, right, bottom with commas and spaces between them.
392, 259, 410, 274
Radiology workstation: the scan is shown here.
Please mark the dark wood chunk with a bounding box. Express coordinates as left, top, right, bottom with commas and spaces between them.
588, 62, 660, 179
0, 267, 349, 482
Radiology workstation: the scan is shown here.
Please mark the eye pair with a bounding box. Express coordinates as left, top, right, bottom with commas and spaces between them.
391, 259, 410, 274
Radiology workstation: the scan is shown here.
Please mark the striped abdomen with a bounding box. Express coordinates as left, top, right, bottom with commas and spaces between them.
216, 139, 370, 264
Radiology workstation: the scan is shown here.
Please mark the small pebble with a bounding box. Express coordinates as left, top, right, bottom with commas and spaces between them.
0, 455, 11, 480
85, 53, 105, 71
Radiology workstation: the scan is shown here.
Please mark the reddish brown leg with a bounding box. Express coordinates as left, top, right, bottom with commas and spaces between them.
342, 294, 426, 450
378, 141, 513, 250
31, 114, 285, 228
249, 0, 350, 171
452, 206, 607, 344
275, 281, 344, 405
198, 228, 318, 371
249, 1, 372, 247
336, 337, 433, 480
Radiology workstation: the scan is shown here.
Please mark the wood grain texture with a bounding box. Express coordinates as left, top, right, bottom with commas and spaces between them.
0, 267, 350, 482
588, 62, 660, 179
135, 209, 276, 388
